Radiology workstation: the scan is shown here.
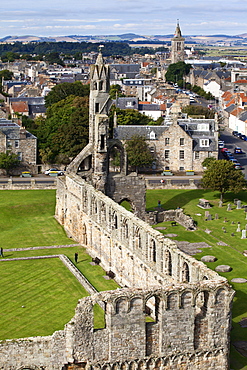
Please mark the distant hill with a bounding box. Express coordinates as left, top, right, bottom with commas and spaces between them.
0, 33, 247, 45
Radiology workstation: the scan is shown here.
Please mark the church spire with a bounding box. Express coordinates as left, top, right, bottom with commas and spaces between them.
175, 19, 182, 38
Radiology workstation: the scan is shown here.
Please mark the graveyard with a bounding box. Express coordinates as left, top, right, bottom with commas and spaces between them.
146, 188, 247, 370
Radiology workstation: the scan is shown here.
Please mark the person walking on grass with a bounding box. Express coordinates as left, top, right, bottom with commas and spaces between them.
75, 252, 78, 263
0, 248, 4, 258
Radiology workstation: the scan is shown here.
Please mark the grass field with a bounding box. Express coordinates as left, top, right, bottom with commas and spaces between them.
147, 188, 247, 370
0, 190, 119, 340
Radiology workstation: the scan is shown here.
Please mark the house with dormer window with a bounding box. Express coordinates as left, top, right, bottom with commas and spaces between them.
114, 118, 218, 173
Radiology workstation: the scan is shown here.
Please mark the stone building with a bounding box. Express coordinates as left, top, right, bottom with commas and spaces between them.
171, 21, 185, 64
114, 118, 218, 173
0, 118, 37, 171
0, 53, 234, 370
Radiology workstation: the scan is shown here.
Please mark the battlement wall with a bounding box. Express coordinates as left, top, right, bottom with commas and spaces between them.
0, 285, 233, 370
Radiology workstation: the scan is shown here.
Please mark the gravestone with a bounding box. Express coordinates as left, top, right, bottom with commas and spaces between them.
205, 210, 210, 218
201, 255, 217, 263
207, 214, 212, 221
227, 203, 232, 211
215, 213, 219, 220
219, 200, 223, 207
236, 200, 242, 209
241, 230, 246, 239
237, 223, 241, 232
215, 265, 232, 272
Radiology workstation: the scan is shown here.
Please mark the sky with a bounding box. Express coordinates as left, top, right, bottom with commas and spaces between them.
1, 0, 247, 39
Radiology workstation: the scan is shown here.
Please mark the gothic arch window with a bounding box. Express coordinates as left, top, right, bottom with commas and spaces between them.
182, 262, 190, 282
99, 80, 103, 90
194, 291, 209, 350
150, 239, 156, 262
101, 203, 106, 223
135, 228, 141, 249
112, 211, 118, 229
122, 219, 129, 239
165, 250, 172, 276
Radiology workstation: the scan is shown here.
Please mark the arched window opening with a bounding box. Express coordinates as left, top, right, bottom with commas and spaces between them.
165, 250, 172, 276
194, 291, 209, 349
145, 295, 160, 323
78, 155, 92, 172
150, 239, 156, 262
182, 262, 190, 282
135, 228, 141, 249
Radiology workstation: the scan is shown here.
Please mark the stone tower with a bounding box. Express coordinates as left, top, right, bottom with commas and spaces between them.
66, 52, 146, 219
171, 20, 185, 64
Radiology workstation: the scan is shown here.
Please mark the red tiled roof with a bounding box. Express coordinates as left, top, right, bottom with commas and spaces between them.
231, 107, 244, 117
235, 79, 247, 83
11, 101, 29, 113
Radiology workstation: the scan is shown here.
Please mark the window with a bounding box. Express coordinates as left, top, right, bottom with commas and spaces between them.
15, 140, 19, 148
195, 151, 200, 159
95, 103, 99, 113
150, 131, 156, 140
165, 138, 170, 145
180, 138, 184, 146
179, 166, 184, 171
179, 150, 184, 160
164, 150, 169, 159
200, 139, 209, 147
17, 152, 22, 161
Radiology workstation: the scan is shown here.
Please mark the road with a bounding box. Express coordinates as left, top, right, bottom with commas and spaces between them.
219, 129, 247, 178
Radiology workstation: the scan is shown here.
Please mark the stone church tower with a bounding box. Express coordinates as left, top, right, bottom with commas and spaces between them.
171, 20, 185, 64
66, 51, 146, 219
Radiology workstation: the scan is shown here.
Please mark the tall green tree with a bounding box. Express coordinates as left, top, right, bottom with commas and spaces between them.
37, 95, 89, 163
0, 151, 19, 174
201, 159, 246, 201
125, 135, 154, 173
165, 61, 191, 87
45, 81, 89, 107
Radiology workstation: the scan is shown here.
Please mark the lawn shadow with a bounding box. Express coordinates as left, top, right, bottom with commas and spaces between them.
160, 189, 212, 210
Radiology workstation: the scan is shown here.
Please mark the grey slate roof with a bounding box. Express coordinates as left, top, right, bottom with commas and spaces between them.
225, 104, 237, 113
114, 125, 167, 140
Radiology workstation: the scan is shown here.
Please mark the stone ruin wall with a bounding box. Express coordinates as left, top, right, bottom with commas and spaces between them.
0, 284, 233, 370
0, 173, 234, 370
56, 174, 221, 287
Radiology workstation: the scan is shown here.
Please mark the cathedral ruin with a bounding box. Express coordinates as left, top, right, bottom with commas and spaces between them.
0, 52, 234, 370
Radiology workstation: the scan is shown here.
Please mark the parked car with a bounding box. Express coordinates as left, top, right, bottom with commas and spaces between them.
218, 140, 225, 149
44, 168, 64, 176
234, 147, 244, 154
240, 134, 247, 141
233, 163, 243, 170
232, 131, 239, 136
236, 132, 242, 138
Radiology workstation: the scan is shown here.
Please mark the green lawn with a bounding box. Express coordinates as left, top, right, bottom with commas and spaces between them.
147, 188, 247, 370
0, 190, 72, 248
0, 190, 119, 341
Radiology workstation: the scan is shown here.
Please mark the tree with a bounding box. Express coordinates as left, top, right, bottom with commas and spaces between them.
125, 135, 154, 173
201, 159, 246, 201
165, 61, 191, 86
37, 95, 89, 164
109, 84, 125, 99
0, 151, 19, 174
45, 81, 89, 107
182, 105, 215, 119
